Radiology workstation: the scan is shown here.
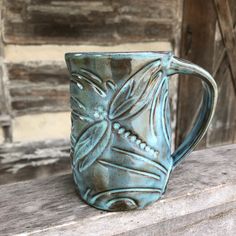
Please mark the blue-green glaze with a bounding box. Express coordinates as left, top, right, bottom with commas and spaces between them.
65, 52, 217, 211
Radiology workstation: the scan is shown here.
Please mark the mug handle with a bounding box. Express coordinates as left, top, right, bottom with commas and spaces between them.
166, 56, 218, 168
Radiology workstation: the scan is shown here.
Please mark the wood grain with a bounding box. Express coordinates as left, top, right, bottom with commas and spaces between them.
228, 0, 236, 23
3, 0, 178, 45
208, 1, 236, 146
116, 202, 236, 236
176, 0, 217, 149
0, 144, 236, 235
0, 0, 235, 156
0, 0, 12, 142
0, 139, 70, 185
214, 0, 236, 92
208, 55, 236, 145
213, 23, 226, 77
7, 61, 70, 115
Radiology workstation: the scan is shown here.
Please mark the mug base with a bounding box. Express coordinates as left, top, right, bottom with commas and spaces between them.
76, 187, 163, 212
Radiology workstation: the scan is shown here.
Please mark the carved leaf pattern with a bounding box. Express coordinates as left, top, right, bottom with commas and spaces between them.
163, 90, 172, 146
70, 96, 94, 122
74, 120, 111, 171
150, 78, 171, 146
71, 69, 107, 97
149, 78, 166, 139
108, 60, 162, 120
72, 59, 165, 172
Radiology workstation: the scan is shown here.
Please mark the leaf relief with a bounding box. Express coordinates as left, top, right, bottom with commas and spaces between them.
108, 60, 162, 120
74, 120, 112, 171
70, 96, 93, 122
71, 69, 107, 97
162, 90, 171, 147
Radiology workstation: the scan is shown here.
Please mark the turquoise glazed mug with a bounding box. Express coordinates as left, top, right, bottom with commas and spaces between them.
65, 52, 217, 211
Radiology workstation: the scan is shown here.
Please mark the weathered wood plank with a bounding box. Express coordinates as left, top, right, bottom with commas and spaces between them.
4, 42, 171, 115
176, 0, 217, 149
0, 54, 5, 119
10, 83, 69, 114
0, 1, 7, 116
0, 144, 236, 235
7, 62, 68, 84
214, 0, 236, 92
7, 61, 70, 115
213, 23, 226, 77
207, 6, 236, 146
3, 0, 179, 45
0, 139, 70, 185
118, 202, 236, 236
0, 0, 12, 142
207, 55, 236, 145
228, 0, 236, 24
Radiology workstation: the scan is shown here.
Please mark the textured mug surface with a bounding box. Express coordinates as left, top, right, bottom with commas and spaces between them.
65, 52, 217, 211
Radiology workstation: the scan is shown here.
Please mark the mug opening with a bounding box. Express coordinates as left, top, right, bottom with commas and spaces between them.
65, 51, 172, 60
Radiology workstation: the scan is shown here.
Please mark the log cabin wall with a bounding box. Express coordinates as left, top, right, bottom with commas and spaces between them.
0, 0, 12, 143
0, 0, 181, 143
0, 0, 236, 184
176, 0, 236, 148
0, 0, 182, 184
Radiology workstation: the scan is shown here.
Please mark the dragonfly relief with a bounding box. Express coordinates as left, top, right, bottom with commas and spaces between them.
70, 59, 170, 172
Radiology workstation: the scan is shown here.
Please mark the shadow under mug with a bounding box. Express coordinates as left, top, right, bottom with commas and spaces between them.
65, 51, 217, 211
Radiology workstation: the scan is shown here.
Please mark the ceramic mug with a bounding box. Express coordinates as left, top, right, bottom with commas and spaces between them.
65, 52, 217, 211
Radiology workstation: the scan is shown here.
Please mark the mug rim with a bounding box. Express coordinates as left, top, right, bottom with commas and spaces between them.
65, 51, 172, 60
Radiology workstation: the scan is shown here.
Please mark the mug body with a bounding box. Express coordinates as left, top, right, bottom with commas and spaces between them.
65, 52, 173, 211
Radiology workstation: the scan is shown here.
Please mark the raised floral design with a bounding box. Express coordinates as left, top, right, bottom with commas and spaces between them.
74, 120, 112, 171
71, 59, 164, 171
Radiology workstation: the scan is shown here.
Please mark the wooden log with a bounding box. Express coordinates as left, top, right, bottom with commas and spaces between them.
0, 144, 236, 235
7, 62, 69, 85
228, 0, 236, 22
208, 5, 236, 146
0, 0, 12, 142
0, 58, 5, 118
2, 0, 179, 45
0, 139, 70, 185
10, 83, 69, 114
7, 61, 70, 115
208, 55, 236, 145
214, 0, 236, 93
176, 0, 217, 149
213, 23, 226, 77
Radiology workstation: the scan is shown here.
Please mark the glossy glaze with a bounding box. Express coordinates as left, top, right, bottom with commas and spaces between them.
65, 52, 217, 211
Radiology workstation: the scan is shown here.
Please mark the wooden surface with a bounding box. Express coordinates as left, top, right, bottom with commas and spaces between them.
7, 61, 69, 115
209, 0, 236, 145
1, 0, 181, 116
121, 202, 236, 236
208, 52, 236, 145
1, 0, 235, 149
0, 0, 12, 142
176, 0, 216, 149
0, 144, 236, 235
2, 0, 178, 45
176, 0, 236, 148
214, 0, 236, 92
0, 139, 70, 185
0, 0, 236, 189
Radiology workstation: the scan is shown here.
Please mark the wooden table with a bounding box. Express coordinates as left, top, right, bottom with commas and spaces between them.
1, 144, 236, 235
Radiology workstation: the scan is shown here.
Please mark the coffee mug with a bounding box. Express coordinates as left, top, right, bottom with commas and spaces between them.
65, 52, 217, 211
